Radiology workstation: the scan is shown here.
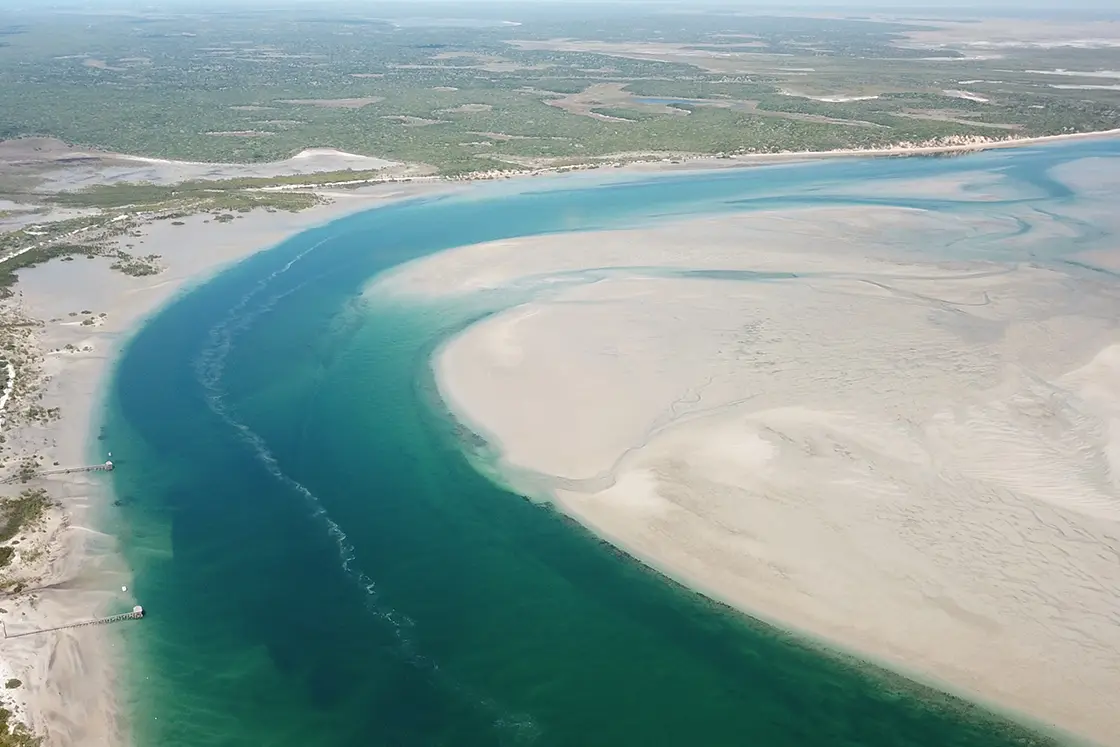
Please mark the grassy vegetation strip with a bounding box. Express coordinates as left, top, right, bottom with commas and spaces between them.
0, 708, 38, 747
0, 488, 51, 544
49, 182, 323, 211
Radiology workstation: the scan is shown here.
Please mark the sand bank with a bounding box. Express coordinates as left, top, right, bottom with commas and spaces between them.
33, 147, 414, 192
0, 182, 443, 745
0, 138, 428, 192
398, 198, 1120, 744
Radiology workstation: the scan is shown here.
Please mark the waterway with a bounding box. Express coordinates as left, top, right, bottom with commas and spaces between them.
103, 140, 1120, 746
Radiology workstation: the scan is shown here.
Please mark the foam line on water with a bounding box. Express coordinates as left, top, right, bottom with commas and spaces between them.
192, 238, 539, 741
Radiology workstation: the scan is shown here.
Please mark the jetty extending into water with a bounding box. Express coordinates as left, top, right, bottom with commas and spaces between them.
2, 605, 144, 639
38, 460, 114, 477
0, 460, 113, 485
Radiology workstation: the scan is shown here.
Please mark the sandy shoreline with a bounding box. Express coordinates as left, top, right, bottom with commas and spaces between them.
459, 127, 1120, 179
0, 182, 446, 745
410, 168, 1120, 744
0, 131, 1116, 744
682, 127, 1120, 165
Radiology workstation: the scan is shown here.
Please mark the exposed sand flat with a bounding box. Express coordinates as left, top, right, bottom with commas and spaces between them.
780, 91, 881, 102
1026, 70, 1120, 79
277, 97, 384, 109
389, 198, 1120, 744
942, 90, 990, 103
895, 18, 1120, 50
439, 103, 494, 113
0, 207, 99, 233
205, 130, 276, 137
1052, 84, 1120, 91
36, 147, 401, 192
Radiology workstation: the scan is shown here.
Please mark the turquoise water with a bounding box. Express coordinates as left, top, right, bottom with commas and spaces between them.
104, 141, 1119, 746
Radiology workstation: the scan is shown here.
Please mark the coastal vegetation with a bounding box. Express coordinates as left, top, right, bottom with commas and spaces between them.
0, 4, 1115, 174
0, 173, 331, 298
49, 180, 323, 212
0, 708, 38, 747
23, 405, 59, 424
0, 215, 145, 296
12, 462, 36, 485
109, 251, 161, 277
0, 489, 51, 541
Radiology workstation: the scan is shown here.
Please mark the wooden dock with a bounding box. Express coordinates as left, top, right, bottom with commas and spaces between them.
1, 460, 113, 484
2, 605, 144, 640
38, 461, 114, 477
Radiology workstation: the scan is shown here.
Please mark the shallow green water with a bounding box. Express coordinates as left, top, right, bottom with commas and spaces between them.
104, 142, 1120, 746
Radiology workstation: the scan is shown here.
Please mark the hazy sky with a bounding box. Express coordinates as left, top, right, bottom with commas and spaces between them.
2, 0, 1117, 14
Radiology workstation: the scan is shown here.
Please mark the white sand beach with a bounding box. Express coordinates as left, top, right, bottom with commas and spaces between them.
549, 127, 1120, 177
381, 178, 1120, 745
0, 181, 443, 745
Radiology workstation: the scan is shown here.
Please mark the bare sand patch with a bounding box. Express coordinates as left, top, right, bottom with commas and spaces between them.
544, 83, 672, 121
1, 207, 98, 233
468, 131, 560, 143
544, 85, 883, 128
781, 91, 882, 102
943, 89, 990, 103
389, 197, 1120, 745
81, 59, 123, 71
440, 103, 494, 114
421, 52, 553, 73
480, 154, 556, 168
1050, 83, 1120, 91
431, 51, 484, 60
37, 148, 401, 191
205, 130, 275, 137
895, 110, 1020, 130
731, 99, 885, 128
895, 18, 1120, 51
508, 39, 765, 74
507, 38, 863, 75
0, 138, 105, 165
278, 97, 384, 109
1027, 70, 1120, 79
381, 115, 446, 127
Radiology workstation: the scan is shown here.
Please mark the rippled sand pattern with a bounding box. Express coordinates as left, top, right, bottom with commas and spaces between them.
409, 145, 1120, 743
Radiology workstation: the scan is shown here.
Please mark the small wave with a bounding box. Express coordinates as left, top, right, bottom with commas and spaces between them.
193, 239, 538, 740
